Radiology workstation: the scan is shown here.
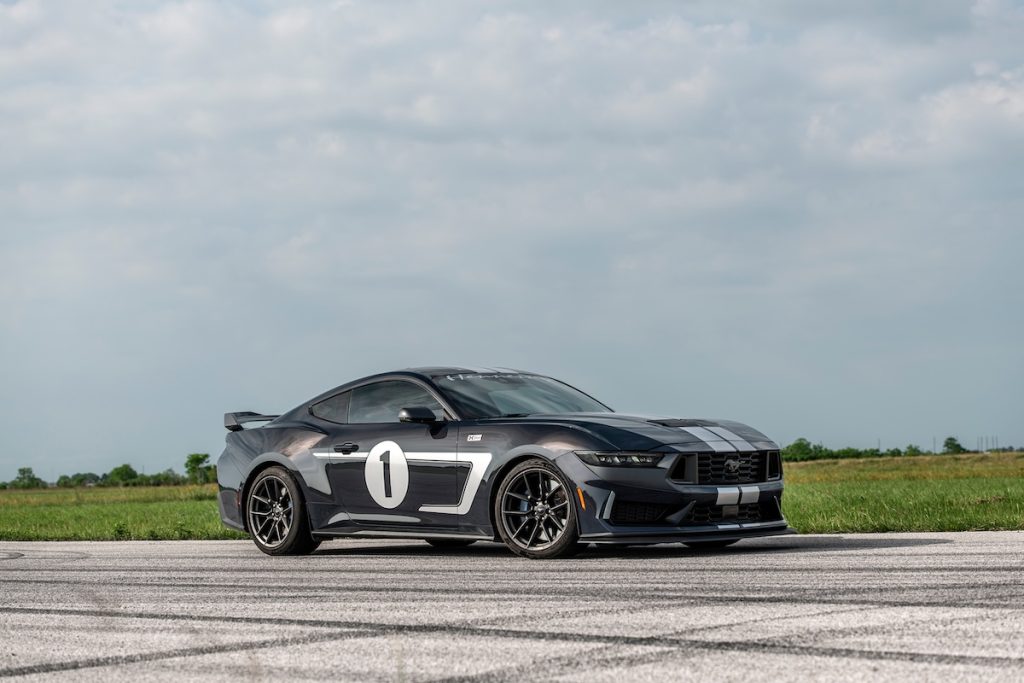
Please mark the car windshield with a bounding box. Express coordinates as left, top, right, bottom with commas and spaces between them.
433, 373, 611, 419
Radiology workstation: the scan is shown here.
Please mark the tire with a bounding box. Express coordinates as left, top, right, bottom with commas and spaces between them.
246, 466, 321, 556
684, 539, 739, 550
494, 458, 582, 559
425, 539, 477, 549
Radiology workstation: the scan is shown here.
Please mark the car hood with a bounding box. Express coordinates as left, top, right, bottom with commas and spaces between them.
491, 412, 778, 452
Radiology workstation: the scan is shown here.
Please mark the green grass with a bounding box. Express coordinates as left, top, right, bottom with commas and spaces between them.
1, 453, 1021, 540
783, 452, 1024, 532
0, 485, 246, 541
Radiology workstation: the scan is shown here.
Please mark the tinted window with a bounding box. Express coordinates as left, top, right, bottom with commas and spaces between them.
348, 380, 444, 424
310, 391, 351, 424
434, 374, 611, 419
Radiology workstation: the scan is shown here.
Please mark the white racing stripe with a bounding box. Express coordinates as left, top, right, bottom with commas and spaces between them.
739, 486, 760, 504
309, 449, 491, 515
715, 486, 760, 505
715, 487, 740, 505
681, 427, 736, 452
706, 427, 756, 452
417, 452, 492, 515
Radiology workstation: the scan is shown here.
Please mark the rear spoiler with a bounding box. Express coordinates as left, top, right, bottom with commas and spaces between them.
224, 412, 280, 432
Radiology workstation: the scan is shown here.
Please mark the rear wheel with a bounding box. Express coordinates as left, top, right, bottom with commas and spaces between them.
684, 539, 739, 550
494, 459, 581, 559
425, 539, 477, 549
246, 467, 320, 556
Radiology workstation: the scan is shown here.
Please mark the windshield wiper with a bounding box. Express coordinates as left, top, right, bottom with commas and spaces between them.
496, 413, 532, 418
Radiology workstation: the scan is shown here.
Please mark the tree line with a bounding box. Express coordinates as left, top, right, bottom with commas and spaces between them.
1, 453, 216, 490
781, 436, 1018, 462
3, 437, 1018, 488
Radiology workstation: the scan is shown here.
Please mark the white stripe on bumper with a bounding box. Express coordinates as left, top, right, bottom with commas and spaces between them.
716, 487, 740, 505
716, 485, 760, 505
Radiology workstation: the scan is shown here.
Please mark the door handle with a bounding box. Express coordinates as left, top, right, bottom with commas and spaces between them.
333, 442, 360, 454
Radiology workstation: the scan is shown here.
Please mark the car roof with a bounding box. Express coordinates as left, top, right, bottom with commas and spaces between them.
404, 366, 533, 378
283, 366, 540, 419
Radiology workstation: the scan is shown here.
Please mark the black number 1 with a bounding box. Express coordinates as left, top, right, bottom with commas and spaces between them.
381, 450, 392, 498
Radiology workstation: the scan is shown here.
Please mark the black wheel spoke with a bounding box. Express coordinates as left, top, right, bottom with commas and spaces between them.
512, 517, 531, 538
526, 519, 541, 546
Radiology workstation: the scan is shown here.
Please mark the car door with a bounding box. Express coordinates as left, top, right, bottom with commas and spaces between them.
325, 379, 463, 530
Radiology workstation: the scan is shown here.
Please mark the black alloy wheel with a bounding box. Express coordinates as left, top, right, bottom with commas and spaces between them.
494, 459, 581, 559
246, 466, 320, 556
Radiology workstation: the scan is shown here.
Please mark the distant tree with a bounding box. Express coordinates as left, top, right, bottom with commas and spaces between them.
105, 464, 140, 486
942, 437, 966, 455
905, 444, 923, 456
75, 472, 101, 487
10, 467, 47, 489
783, 438, 815, 461
148, 469, 186, 486
185, 453, 216, 484
57, 472, 101, 488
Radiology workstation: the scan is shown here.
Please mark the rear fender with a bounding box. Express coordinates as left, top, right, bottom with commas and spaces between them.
237, 451, 330, 532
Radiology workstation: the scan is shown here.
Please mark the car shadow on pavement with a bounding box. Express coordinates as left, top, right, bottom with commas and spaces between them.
311, 534, 952, 558
313, 541, 510, 557
582, 535, 953, 559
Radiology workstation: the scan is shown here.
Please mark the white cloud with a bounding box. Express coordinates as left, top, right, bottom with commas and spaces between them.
1, 0, 1022, 478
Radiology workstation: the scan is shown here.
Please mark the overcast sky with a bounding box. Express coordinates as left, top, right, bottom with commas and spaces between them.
1, 1, 1022, 481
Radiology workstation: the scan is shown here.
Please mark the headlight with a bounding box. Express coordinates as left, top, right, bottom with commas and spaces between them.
575, 451, 664, 467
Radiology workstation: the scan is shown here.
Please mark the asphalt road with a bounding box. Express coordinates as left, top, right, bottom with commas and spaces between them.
1, 532, 1023, 681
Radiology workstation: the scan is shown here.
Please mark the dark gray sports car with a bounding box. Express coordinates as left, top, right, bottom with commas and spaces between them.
217, 367, 792, 558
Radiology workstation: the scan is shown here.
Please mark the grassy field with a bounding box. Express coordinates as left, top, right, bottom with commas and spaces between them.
0, 485, 246, 541
0, 453, 1021, 540
783, 452, 1024, 533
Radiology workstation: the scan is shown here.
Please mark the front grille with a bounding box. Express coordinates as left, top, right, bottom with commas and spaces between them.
609, 501, 669, 525
687, 502, 763, 525
696, 452, 765, 484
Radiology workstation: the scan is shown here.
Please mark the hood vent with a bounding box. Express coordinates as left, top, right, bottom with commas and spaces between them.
648, 419, 718, 428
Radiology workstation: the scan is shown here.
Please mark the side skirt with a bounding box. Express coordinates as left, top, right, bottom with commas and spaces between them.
312, 529, 495, 542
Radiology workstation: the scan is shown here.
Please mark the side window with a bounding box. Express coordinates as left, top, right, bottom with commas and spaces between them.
348, 381, 444, 424
310, 391, 351, 424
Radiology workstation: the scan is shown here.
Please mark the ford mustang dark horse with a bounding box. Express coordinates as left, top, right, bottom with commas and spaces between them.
217, 367, 792, 558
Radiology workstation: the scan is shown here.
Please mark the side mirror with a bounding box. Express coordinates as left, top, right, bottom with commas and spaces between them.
398, 406, 439, 424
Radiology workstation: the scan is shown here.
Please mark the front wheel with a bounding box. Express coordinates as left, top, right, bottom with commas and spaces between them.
494, 459, 581, 559
246, 467, 321, 556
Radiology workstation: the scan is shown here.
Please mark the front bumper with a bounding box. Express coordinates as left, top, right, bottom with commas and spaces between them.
555, 451, 792, 544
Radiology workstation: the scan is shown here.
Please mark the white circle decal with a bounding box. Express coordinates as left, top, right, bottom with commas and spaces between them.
364, 440, 409, 509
